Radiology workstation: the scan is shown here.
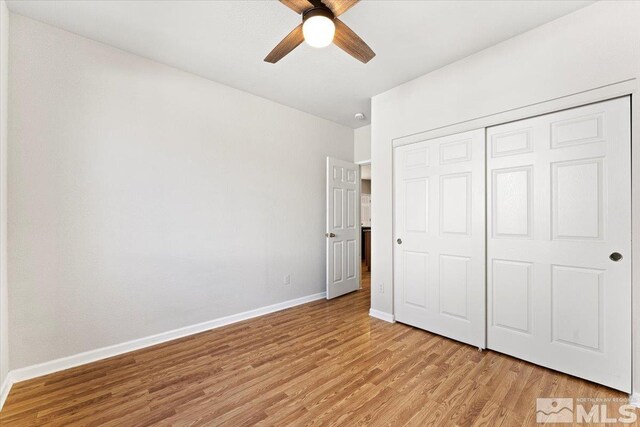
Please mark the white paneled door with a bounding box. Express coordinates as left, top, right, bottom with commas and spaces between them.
487, 97, 631, 392
394, 129, 486, 348
326, 157, 360, 299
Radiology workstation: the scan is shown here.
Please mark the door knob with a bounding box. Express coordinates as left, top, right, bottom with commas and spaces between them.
610, 252, 623, 262
397, 238, 402, 244
326, 232, 336, 238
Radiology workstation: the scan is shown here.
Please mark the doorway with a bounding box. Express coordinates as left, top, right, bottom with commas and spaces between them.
360, 163, 371, 290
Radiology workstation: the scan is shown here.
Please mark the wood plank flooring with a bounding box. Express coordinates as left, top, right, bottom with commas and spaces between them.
0, 265, 633, 426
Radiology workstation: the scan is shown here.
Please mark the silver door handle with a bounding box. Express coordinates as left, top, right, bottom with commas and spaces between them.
326, 232, 336, 238
397, 238, 402, 244
610, 252, 623, 262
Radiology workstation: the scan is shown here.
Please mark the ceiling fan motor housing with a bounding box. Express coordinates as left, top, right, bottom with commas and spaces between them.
303, 6, 335, 22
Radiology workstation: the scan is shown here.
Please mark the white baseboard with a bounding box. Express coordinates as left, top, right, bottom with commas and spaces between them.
629, 392, 640, 407
0, 372, 13, 412
0, 291, 326, 411
369, 308, 395, 323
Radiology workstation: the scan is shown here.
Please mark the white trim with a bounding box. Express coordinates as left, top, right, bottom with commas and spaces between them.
392, 79, 636, 148
629, 392, 640, 407
1, 291, 326, 409
369, 308, 395, 323
0, 371, 12, 411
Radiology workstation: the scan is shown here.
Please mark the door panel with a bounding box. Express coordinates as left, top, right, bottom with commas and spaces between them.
487, 97, 631, 392
440, 173, 470, 235
405, 178, 428, 232
326, 157, 360, 299
551, 265, 602, 351
394, 129, 486, 348
492, 166, 532, 238
439, 254, 470, 319
403, 251, 428, 308
552, 158, 603, 239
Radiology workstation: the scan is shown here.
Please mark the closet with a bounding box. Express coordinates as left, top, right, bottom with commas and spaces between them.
393, 97, 631, 392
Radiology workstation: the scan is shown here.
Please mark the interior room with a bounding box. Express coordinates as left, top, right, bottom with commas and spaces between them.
0, 0, 639, 425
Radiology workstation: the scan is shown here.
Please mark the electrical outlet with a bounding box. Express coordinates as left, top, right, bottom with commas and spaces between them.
378, 283, 384, 293
284, 274, 291, 285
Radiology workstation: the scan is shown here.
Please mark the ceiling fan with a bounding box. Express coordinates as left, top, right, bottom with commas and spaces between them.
264, 0, 375, 64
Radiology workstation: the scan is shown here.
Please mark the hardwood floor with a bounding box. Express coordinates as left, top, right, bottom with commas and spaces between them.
1, 265, 633, 426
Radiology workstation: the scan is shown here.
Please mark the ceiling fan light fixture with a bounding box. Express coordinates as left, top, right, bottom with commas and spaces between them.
264, 0, 375, 64
302, 8, 335, 48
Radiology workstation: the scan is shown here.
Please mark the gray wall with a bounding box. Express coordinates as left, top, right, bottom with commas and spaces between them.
8, 15, 353, 369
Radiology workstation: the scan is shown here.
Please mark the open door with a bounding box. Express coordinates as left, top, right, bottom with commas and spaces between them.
326, 157, 360, 299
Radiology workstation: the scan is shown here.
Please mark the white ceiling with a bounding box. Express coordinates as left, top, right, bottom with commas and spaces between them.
7, 0, 593, 128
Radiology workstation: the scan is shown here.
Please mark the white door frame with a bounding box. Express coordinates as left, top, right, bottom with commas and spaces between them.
389, 79, 638, 394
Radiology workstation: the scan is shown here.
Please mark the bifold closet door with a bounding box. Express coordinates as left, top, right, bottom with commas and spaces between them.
394, 129, 485, 348
487, 97, 631, 392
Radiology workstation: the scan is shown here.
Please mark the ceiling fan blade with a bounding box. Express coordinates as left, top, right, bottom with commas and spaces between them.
264, 24, 305, 63
321, 0, 359, 17
280, 0, 314, 14
333, 18, 375, 64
